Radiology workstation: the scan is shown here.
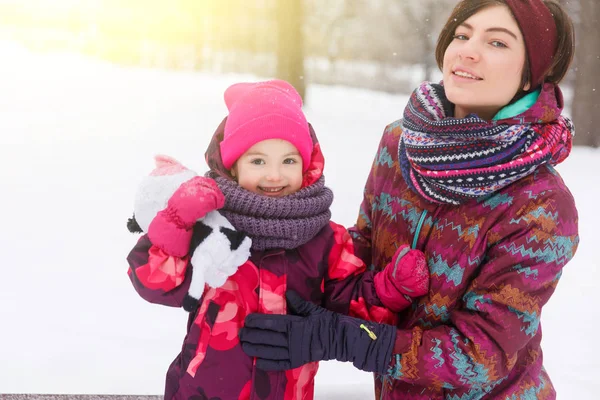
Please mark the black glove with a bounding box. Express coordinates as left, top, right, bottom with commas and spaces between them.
239, 290, 396, 373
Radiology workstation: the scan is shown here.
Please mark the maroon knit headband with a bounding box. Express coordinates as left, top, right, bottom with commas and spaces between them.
504, 0, 557, 88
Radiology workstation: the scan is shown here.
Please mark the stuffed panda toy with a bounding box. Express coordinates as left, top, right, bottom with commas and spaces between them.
127, 155, 252, 312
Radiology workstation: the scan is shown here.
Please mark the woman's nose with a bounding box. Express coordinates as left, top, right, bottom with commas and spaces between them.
459, 40, 481, 62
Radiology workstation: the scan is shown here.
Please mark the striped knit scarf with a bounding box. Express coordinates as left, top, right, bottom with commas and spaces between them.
399, 82, 574, 205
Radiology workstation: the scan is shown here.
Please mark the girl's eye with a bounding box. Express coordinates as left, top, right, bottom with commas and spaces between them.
490, 40, 508, 48
250, 158, 265, 165
283, 158, 297, 165
453, 34, 468, 41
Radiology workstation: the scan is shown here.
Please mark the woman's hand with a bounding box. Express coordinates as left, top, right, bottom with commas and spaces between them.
239, 290, 396, 373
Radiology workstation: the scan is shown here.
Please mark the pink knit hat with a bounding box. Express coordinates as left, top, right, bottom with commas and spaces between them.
220, 80, 312, 172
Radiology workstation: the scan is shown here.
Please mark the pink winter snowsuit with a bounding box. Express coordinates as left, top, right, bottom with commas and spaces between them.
127, 120, 427, 400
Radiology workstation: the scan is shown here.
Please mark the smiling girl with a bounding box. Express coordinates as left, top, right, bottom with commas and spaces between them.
127, 79, 431, 399
240, 1, 579, 399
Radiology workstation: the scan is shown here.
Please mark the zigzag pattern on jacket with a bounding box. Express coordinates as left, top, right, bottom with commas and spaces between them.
348, 122, 578, 400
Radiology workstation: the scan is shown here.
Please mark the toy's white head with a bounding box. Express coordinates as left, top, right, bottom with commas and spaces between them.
129, 155, 197, 232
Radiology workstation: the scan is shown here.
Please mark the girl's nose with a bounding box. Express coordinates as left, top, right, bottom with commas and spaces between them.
265, 167, 281, 181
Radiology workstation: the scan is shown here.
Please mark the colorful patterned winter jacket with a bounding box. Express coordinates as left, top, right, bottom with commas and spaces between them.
349, 122, 579, 399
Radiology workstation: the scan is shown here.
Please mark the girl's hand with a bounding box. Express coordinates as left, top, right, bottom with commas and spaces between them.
163, 176, 225, 229
148, 177, 225, 257
374, 244, 429, 311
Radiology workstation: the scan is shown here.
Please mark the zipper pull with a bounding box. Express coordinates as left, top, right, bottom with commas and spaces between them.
360, 324, 378, 340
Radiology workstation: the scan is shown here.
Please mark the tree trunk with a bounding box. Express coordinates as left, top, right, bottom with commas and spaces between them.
276, 0, 305, 101
572, 0, 600, 147
423, 7, 435, 82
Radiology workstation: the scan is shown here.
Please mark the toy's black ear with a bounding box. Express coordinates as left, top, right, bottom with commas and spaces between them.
220, 227, 247, 250
190, 221, 213, 249
127, 214, 143, 233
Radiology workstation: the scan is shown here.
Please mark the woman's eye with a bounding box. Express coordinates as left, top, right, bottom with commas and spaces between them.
283, 158, 297, 165
491, 40, 508, 48
250, 159, 265, 165
453, 34, 468, 41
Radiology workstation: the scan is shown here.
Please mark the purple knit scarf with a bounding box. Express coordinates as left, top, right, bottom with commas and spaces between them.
206, 172, 333, 250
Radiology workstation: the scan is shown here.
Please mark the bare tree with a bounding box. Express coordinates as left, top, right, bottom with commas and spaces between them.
276, 0, 305, 100
393, 0, 453, 81
572, 0, 600, 147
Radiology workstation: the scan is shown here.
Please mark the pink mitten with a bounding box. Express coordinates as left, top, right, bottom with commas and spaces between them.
374, 244, 429, 312
148, 176, 225, 257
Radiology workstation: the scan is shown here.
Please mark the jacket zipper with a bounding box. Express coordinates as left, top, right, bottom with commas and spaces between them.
412, 209, 428, 249
380, 207, 434, 399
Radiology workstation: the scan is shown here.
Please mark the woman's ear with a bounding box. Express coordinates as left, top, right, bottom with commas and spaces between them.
523, 81, 531, 91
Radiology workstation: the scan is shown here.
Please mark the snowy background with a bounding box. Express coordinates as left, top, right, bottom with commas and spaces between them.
0, 41, 598, 399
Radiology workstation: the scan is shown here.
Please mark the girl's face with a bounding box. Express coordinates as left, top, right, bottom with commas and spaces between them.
231, 139, 303, 197
442, 4, 529, 120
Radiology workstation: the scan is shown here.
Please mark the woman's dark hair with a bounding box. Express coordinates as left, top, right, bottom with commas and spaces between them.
434, 0, 575, 93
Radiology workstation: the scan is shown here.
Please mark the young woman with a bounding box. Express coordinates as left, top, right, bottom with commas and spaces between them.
239, 1, 579, 399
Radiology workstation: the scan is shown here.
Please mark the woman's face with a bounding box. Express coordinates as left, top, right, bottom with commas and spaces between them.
442, 4, 529, 120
